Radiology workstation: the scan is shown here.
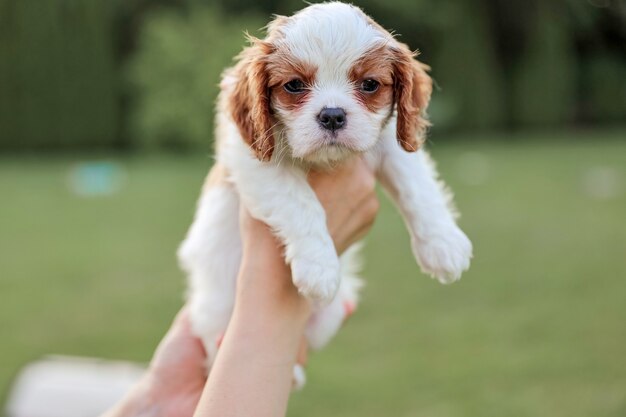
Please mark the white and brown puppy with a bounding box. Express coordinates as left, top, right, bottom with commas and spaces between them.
178, 2, 472, 388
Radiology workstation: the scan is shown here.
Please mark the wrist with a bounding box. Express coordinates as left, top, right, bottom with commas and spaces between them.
225, 301, 308, 375
237, 244, 310, 318
234, 271, 311, 329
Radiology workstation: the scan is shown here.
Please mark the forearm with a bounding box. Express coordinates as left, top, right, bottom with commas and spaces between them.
193, 253, 310, 417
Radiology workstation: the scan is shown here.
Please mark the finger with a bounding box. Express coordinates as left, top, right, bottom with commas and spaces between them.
295, 337, 308, 367
334, 197, 379, 254
338, 223, 371, 254
151, 306, 206, 368
344, 192, 380, 230
158, 306, 192, 346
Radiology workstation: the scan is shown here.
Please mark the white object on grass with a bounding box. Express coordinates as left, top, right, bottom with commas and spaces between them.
5, 356, 144, 417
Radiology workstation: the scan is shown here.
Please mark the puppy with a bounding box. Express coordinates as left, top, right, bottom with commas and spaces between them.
178, 2, 472, 388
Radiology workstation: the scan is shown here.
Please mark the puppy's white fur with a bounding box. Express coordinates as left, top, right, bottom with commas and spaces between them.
178, 2, 472, 386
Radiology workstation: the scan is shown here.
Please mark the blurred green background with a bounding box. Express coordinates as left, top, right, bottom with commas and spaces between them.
1, 0, 625, 415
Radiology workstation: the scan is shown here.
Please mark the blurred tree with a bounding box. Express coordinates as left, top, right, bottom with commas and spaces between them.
512, 1, 577, 127
0, 0, 118, 150
0, 0, 186, 151
111, 0, 187, 148
127, 6, 262, 149
428, 0, 506, 130
570, 0, 626, 125
586, 52, 626, 124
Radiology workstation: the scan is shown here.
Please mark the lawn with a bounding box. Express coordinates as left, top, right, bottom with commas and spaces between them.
1, 130, 625, 416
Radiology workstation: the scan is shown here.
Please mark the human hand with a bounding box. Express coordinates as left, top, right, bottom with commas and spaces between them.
102, 308, 205, 417
308, 156, 380, 254
235, 156, 379, 311
234, 156, 379, 376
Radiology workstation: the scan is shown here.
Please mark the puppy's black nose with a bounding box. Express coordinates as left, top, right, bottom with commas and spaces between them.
317, 107, 346, 131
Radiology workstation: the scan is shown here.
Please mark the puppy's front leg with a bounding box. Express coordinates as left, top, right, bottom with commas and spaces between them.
228, 155, 340, 303
377, 136, 472, 283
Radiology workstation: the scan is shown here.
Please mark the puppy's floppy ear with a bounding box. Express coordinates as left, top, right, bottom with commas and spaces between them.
392, 42, 433, 152
229, 38, 275, 161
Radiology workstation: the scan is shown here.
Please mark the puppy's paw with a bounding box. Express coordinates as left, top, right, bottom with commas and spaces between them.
291, 255, 340, 304
413, 224, 472, 284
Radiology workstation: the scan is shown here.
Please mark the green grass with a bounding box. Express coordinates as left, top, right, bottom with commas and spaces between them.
1, 131, 626, 416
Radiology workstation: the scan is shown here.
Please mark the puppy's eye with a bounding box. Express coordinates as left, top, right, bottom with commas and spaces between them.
360, 79, 380, 93
284, 79, 306, 94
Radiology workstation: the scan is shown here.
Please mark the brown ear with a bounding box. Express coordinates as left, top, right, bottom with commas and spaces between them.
393, 43, 433, 152
229, 39, 274, 161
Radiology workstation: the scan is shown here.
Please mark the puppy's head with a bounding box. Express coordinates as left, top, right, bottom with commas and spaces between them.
229, 2, 432, 163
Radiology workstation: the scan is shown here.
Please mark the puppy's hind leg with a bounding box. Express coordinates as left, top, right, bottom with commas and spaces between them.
291, 246, 363, 391
178, 167, 242, 367
305, 244, 363, 351
296, 245, 362, 390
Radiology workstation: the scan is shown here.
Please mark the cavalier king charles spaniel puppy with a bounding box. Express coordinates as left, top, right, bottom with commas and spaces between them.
178, 2, 472, 388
